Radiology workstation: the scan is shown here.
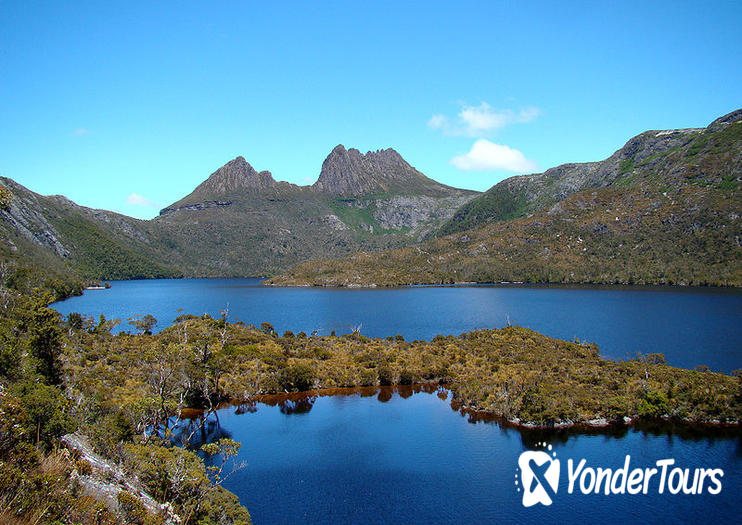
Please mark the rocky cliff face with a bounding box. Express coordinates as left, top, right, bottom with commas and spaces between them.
0, 177, 182, 280
197, 156, 277, 194
0, 178, 71, 257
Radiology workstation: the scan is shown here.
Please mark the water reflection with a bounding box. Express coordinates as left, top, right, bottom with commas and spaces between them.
169, 385, 741, 524
170, 411, 233, 448
377, 389, 392, 402
176, 385, 740, 451
234, 402, 258, 415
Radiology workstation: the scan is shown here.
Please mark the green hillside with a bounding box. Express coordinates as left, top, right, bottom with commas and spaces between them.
268, 110, 742, 287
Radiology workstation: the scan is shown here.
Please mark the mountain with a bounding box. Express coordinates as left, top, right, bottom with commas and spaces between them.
161, 156, 293, 214
435, 123, 713, 237
0, 146, 478, 280
268, 109, 742, 287
153, 145, 477, 276
312, 145, 461, 197
0, 177, 182, 284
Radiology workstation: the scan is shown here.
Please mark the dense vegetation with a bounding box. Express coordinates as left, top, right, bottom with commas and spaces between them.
69, 315, 738, 428
0, 269, 250, 524
270, 182, 742, 287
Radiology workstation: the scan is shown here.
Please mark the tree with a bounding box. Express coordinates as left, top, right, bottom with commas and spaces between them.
0, 319, 21, 379
277, 363, 314, 391
129, 314, 158, 335
67, 312, 85, 330
144, 342, 181, 434
201, 438, 245, 486
26, 296, 64, 384
10, 381, 72, 449
0, 184, 11, 211
93, 314, 121, 336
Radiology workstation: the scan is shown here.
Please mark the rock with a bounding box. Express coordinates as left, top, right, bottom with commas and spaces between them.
61, 433, 170, 520
316, 214, 349, 231
159, 200, 232, 216
312, 144, 473, 199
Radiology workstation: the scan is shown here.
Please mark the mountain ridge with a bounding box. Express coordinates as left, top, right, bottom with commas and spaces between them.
312, 144, 459, 197
152, 144, 478, 276
269, 108, 742, 287
1, 145, 479, 279
435, 124, 706, 237
162, 143, 468, 216
2, 110, 740, 284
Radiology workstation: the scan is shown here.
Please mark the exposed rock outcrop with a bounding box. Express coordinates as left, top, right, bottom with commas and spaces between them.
61, 433, 175, 520
312, 145, 465, 198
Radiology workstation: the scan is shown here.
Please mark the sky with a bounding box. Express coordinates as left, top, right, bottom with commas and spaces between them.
1, 1, 740, 219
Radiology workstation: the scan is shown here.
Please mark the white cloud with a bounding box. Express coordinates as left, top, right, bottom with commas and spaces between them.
515, 106, 541, 123
428, 102, 541, 137
126, 193, 156, 207
450, 139, 538, 173
427, 114, 448, 129
459, 102, 511, 134
70, 127, 89, 136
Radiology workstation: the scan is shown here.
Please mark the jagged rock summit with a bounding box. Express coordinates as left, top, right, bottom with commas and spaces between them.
160, 144, 472, 216
200, 155, 277, 193
312, 144, 458, 197
160, 156, 281, 215
148, 144, 478, 275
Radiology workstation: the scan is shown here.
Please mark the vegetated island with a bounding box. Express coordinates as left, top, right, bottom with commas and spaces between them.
69, 315, 738, 430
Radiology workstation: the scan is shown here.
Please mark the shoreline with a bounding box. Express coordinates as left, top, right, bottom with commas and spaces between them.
179, 384, 742, 434
264, 279, 742, 291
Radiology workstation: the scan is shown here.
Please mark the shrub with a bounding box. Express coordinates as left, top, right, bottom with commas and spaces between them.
637, 390, 669, 417
277, 363, 314, 391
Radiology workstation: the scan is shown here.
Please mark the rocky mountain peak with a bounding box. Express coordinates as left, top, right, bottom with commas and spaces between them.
312, 144, 450, 197
199, 156, 276, 194
707, 108, 742, 132
158, 156, 279, 215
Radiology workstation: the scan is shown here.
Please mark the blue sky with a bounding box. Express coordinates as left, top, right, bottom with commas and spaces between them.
1, 1, 740, 219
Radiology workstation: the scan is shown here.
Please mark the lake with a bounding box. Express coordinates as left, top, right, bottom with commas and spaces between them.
175, 386, 741, 525
52, 278, 742, 372
52, 278, 742, 523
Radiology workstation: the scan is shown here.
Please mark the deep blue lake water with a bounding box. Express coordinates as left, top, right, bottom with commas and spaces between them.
52, 279, 742, 523
177, 387, 741, 525
52, 278, 742, 372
